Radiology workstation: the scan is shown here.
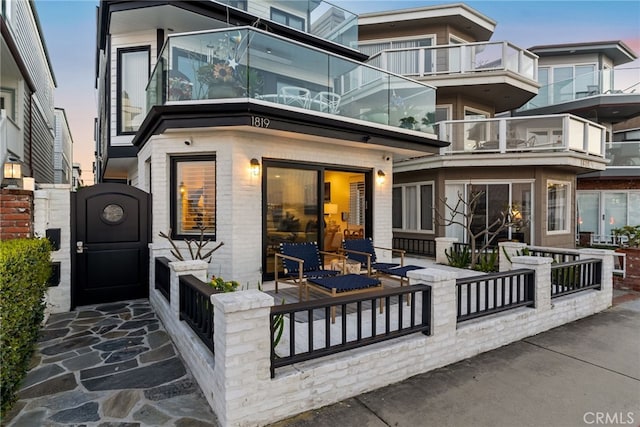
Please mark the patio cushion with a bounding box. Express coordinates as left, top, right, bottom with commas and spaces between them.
308, 274, 380, 293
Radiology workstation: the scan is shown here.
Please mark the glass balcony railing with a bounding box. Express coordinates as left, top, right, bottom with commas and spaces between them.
606, 141, 640, 167
436, 114, 605, 157
146, 27, 436, 133
518, 67, 640, 111
367, 41, 537, 81
215, 0, 358, 50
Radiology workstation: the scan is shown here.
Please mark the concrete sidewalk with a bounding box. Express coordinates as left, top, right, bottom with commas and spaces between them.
271, 292, 640, 427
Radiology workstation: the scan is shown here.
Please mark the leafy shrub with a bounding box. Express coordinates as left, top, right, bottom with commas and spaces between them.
612, 225, 640, 248
209, 276, 240, 293
0, 238, 52, 417
445, 246, 471, 268
474, 248, 499, 272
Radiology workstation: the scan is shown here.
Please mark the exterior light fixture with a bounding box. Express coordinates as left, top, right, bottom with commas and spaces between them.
376, 169, 386, 185
2, 159, 22, 188
250, 158, 260, 177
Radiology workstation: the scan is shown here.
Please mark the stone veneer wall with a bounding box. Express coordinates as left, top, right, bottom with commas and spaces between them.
152, 249, 613, 427
0, 189, 34, 239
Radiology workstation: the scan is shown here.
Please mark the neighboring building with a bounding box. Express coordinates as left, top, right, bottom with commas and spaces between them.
72, 162, 83, 190
94, 0, 445, 284
358, 4, 610, 249
0, 0, 56, 185
53, 108, 73, 184
516, 41, 640, 244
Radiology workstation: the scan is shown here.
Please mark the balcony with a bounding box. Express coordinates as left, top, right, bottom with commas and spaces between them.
146, 27, 436, 134
517, 67, 640, 118
437, 114, 605, 157
606, 141, 640, 167
367, 41, 538, 112
216, 0, 359, 50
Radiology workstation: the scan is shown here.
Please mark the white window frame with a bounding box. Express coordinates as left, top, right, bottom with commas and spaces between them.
546, 180, 571, 234
392, 181, 435, 233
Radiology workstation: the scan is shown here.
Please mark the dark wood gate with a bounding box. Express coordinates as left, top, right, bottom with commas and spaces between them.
72, 183, 151, 307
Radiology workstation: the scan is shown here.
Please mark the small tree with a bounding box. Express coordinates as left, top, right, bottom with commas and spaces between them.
436, 190, 527, 269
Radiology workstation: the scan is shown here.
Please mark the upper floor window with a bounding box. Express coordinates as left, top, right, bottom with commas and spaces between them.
271, 7, 305, 32
0, 88, 16, 121
393, 182, 434, 232
118, 46, 150, 134
547, 181, 570, 233
538, 64, 597, 104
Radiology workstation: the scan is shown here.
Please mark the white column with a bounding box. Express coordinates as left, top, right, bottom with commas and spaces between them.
435, 237, 458, 265
168, 260, 209, 318
512, 255, 552, 311
498, 241, 527, 272
211, 290, 274, 427
407, 268, 457, 338
579, 248, 614, 310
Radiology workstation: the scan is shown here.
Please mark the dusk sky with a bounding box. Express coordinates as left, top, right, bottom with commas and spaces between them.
35, 0, 640, 184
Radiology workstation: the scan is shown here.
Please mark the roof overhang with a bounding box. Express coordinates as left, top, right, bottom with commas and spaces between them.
131, 101, 448, 156
358, 3, 496, 42
529, 41, 637, 66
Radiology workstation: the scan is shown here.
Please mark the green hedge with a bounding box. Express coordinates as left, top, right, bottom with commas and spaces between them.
0, 238, 51, 417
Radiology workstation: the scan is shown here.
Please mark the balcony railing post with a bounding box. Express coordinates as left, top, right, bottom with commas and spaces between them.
562, 115, 571, 151
511, 256, 552, 311
407, 268, 457, 338
498, 118, 507, 153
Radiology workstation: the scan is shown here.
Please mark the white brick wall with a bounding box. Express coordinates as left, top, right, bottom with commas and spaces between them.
138, 129, 391, 288
33, 185, 72, 315
155, 250, 614, 427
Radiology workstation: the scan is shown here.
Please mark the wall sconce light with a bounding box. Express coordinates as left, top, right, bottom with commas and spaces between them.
376, 169, 386, 185
250, 158, 260, 177
2, 159, 22, 188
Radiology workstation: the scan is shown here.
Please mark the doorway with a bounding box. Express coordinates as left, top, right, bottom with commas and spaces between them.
262, 161, 370, 280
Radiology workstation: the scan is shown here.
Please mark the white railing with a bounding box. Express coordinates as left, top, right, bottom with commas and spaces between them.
437, 114, 605, 157
368, 41, 538, 81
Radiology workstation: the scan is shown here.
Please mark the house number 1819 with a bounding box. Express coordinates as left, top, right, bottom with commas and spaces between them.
252, 116, 270, 128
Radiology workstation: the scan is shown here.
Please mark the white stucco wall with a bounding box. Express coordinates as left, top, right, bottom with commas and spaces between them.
137, 127, 393, 286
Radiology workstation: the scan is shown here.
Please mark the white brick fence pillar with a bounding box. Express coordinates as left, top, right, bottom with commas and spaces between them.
435, 237, 458, 265
512, 256, 552, 311
498, 241, 527, 272
408, 268, 457, 338
168, 260, 209, 318
211, 290, 274, 427
579, 248, 614, 310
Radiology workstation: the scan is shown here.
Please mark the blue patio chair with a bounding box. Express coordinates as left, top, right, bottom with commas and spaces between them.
341, 238, 423, 298
275, 241, 343, 301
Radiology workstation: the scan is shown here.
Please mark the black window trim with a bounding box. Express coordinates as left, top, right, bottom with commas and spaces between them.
170, 155, 217, 240
116, 45, 151, 136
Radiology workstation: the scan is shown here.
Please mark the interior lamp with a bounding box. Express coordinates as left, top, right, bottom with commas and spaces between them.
250, 158, 261, 177
376, 169, 386, 185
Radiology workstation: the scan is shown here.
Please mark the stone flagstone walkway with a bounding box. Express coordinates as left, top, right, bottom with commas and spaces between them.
4, 299, 219, 427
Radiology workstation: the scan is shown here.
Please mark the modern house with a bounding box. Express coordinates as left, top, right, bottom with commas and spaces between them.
0, 0, 56, 186
515, 41, 639, 244
72, 162, 83, 190
53, 108, 73, 184
357, 4, 610, 249
94, 0, 446, 285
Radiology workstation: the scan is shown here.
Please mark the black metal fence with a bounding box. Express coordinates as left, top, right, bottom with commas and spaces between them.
179, 274, 218, 353
155, 257, 171, 302
270, 285, 431, 378
393, 237, 436, 257
551, 259, 602, 298
456, 269, 535, 322
528, 248, 579, 264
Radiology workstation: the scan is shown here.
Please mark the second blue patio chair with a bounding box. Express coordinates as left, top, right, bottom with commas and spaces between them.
275, 241, 344, 301
341, 238, 423, 292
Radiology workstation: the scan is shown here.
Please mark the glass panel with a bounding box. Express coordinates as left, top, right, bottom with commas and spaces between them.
420, 184, 433, 230
176, 160, 216, 235
266, 167, 318, 276
603, 193, 627, 237
406, 186, 417, 229
512, 183, 532, 243
392, 187, 402, 229
445, 184, 465, 241
553, 67, 573, 104
577, 193, 599, 233
575, 65, 596, 96
120, 49, 149, 133
607, 142, 640, 166
547, 182, 568, 232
